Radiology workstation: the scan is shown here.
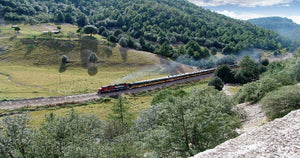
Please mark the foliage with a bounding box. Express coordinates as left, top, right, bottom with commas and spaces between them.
261, 85, 300, 120
214, 65, 234, 83
14, 27, 21, 32
235, 58, 300, 103
83, 25, 98, 36
0, 110, 139, 157
208, 77, 224, 91
88, 52, 98, 63
0, 0, 295, 59
157, 42, 173, 57
238, 55, 257, 81
136, 87, 241, 157
0, 114, 33, 158
151, 89, 173, 105
107, 97, 134, 126
61, 55, 70, 63
259, 59, 269, 66
234, 77, 281, 103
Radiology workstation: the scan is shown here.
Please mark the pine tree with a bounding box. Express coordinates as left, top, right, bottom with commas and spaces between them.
108, 97, 134, 126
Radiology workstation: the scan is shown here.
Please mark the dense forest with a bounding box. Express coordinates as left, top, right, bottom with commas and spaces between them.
0, 0, 297, 60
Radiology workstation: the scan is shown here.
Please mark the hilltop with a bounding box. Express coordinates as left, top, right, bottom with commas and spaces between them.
248, 17, 300, 41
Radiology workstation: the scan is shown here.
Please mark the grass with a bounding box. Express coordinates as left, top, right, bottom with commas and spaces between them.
0, 22, 206, 127
226, 85, 242, 95
27, 95, 153, 127
0, 78, 209, 127
0, 62, 168, 99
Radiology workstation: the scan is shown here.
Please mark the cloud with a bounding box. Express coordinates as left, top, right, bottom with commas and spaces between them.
288, 16, 300, 24
216, 10, 300, 24
216, 10, 266, 20
188, 0, 293, 7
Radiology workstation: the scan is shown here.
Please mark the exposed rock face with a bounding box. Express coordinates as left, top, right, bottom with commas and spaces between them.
192, 110, 300, 158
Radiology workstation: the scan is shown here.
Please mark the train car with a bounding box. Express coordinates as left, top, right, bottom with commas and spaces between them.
97, 64, 238, 94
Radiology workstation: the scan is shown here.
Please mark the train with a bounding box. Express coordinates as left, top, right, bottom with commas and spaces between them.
97, 64, 238, 94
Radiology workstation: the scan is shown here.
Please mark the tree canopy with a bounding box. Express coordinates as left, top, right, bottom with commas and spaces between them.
0, 0, 296, 59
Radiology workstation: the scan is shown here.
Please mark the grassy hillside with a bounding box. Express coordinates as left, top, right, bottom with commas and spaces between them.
0, 23, 196, 100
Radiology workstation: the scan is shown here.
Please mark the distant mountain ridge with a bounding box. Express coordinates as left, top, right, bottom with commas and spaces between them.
248, 17, 300, 41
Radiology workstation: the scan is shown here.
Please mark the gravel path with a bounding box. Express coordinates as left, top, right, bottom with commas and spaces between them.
192, 109, 300, 158
235, 103, 267, 134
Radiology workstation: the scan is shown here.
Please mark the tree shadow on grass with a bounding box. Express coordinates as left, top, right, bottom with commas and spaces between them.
59, 63, 70, 73
88, 66, 98, 76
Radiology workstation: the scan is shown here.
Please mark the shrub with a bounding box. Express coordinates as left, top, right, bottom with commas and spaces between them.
208, 77, 224, 91
215, 65, 234, 83
61, 55, 70, 63
235, 78, 280, 103
259, 59, 269, 66
119, 37, 128, 47
261, 85, 300, 120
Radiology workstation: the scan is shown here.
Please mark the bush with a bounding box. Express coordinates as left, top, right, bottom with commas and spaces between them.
136, 87, 241, 157
259, 59, 269, 66
261, 85, 300, 120
235, 77, 280, 103
214, 65, 234, 83
119, 37, 128, 47
208, 77, 224, 91
61, 55, 70, 63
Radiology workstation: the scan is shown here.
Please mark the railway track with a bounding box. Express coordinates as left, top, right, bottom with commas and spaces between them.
0, 73, 213, 110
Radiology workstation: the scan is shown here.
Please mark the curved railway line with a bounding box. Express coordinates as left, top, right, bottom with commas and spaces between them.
0, 72, 215, 110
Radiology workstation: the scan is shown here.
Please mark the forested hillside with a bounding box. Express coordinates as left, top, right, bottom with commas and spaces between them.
0, 0, 295, 59
248, 17, 300, 34
248, 17, 300, 41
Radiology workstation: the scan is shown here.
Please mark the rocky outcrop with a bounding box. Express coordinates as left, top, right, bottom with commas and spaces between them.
192, 109, 300, 158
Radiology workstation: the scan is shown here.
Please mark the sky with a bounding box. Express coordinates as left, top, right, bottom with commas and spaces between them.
188, 0, 300, 24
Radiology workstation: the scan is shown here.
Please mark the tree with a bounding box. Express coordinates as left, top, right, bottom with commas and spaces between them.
14, 26, 21, 32
139, 36, 146, 50
33, 110, 105, 157
261, 85, 300, 120
56, 11, 65, 23
158, 42, 173, 57
259, 59, 269, 66
108, 97, 134, 126
136, 87, 240, 157
208, 77, 224, 91
113, 29, 123, 37
211, 47, 218, 55
77, 14, 89, 27
119, 37, 128, 47
61, 55, 70, 63
0, 114, 33, 158
89, 52, 98, 64
238, 55, 257, 81
83, 25, 98, 36
214, 65, 234, 83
